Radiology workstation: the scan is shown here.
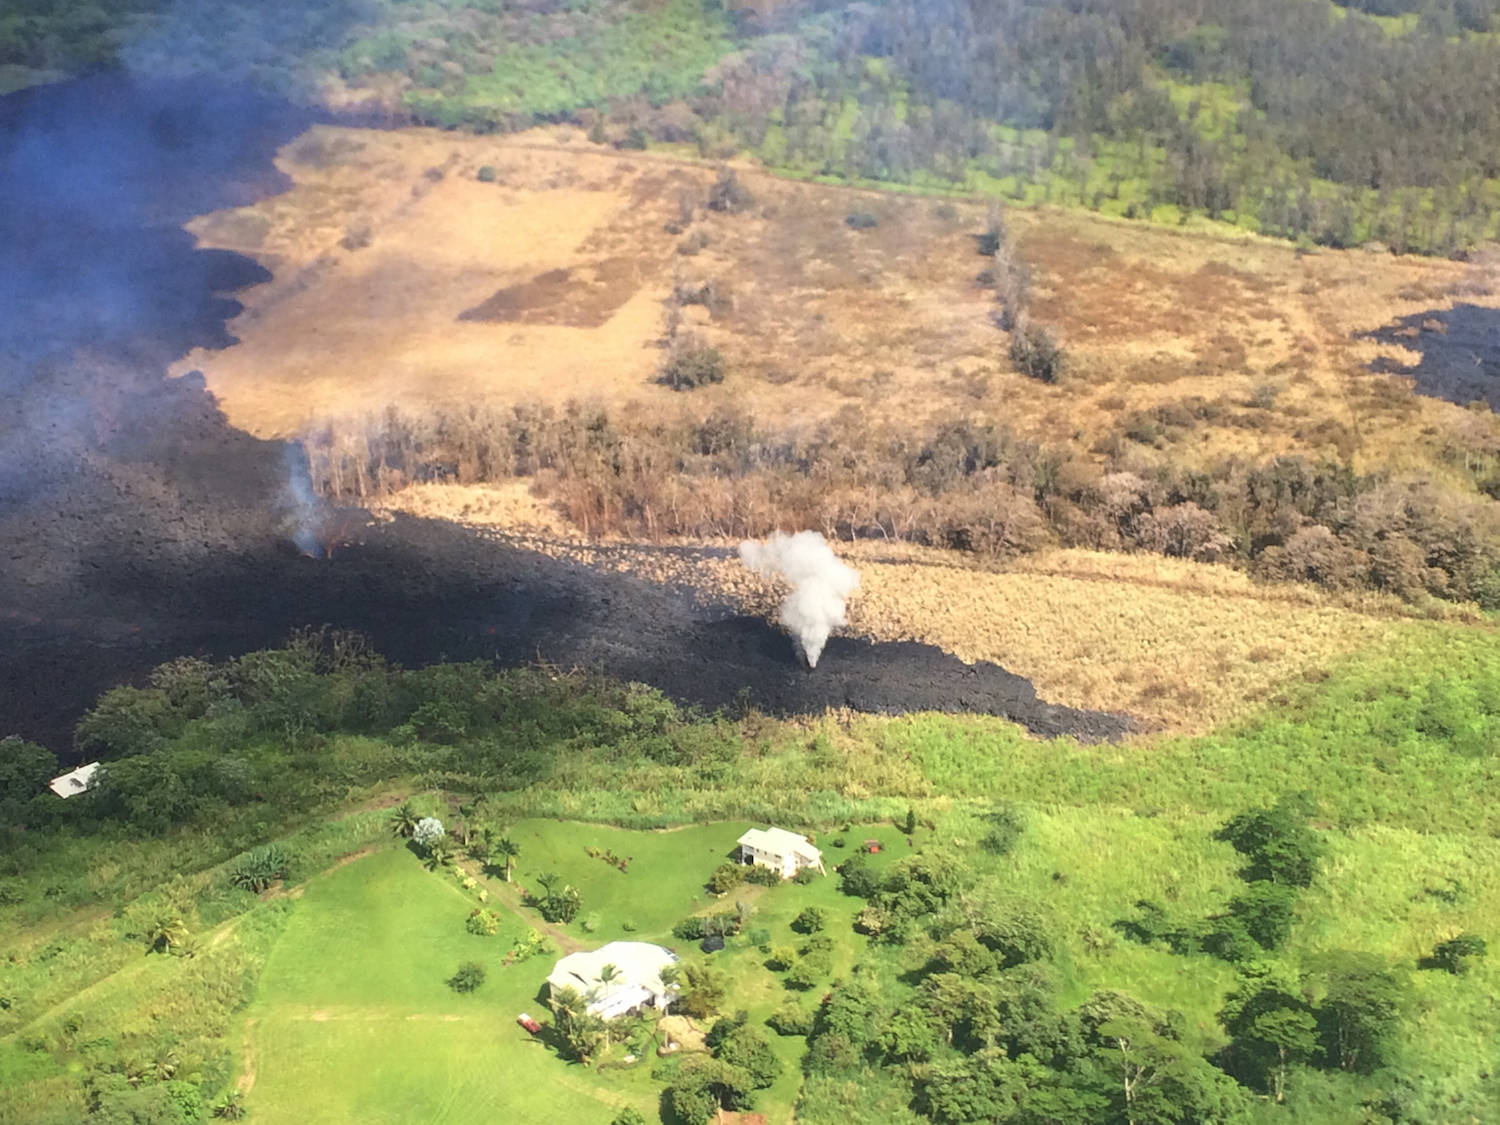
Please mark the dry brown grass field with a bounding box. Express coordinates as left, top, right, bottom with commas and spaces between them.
379, 480, 1470, 733
178, 122, 1500, 471
174, 124, 1500, 732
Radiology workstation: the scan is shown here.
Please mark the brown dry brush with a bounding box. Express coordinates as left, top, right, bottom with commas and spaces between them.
301, 401, 1500, 608
978, 201, 1063, 385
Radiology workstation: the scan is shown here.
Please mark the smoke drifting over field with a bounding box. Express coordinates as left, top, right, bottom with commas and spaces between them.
739, 532, 860, 668
0, 70, 1132, 752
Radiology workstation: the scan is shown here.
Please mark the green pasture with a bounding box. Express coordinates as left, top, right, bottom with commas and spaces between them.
235, 820, 929, 1124
502, 819, 752, 939
242, 846, 656, 1124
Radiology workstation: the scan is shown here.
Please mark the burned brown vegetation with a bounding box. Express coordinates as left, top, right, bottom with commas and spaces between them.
302, 398, 1500, 609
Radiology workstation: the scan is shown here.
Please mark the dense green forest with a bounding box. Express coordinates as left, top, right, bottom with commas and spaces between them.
15, 0, 1500, 254
3, 624, 1500, 1121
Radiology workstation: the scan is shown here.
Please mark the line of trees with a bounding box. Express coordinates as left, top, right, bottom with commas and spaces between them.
25, 0, 1500, 257
301, 399, 1500, 609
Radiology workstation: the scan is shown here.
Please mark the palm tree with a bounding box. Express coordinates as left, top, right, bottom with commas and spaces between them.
122, 1053, 149, 1087
389, 801, 420, 839
495, 837, 521, 882
456, 798, 486, 846
147, 913, 189, 954
535, 870, 562, 901
597, 962, 621, 1000
423, 837, 456, 872
467, 824, 494, 865
152, 1048, 180, 1081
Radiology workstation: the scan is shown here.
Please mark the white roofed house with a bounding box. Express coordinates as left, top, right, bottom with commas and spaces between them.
737, 826, 824, 880
48, 762, 100, 799
546, 941, 679, 1021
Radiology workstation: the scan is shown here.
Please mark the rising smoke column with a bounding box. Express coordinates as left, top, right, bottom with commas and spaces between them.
282, 442, 322, 555
739, 531, 860, 668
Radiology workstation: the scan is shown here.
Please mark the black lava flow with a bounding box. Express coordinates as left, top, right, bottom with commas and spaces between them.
0, 77, 1133, 759
1361, 302, 1500, 409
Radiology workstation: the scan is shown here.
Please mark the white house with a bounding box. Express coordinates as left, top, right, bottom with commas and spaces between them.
737, 826, 824, 880
48, 762, 100, 799
547, 941, 679, 1021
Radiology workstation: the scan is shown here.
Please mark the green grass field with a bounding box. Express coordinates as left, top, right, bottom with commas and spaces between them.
236, 822, 930, 1124
221, 808, 1500, 1122
242, 846, 653, 1124
7, 633, 1500, 1122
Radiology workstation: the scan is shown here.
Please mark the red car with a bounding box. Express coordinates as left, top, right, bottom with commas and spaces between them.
516, 1013, 542, 1034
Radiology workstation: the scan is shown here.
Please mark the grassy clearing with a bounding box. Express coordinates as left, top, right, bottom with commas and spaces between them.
239, 823, 924, 1124
238, 809, 1500, 1123
502, 819, 754, 940
242, 847, 647, 1125
5, 628, 1500, 1118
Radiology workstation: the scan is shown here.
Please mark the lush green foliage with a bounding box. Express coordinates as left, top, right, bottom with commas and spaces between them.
4, 629, 1500, 1120
227, 843, 289, 893
447, 960, 486, 992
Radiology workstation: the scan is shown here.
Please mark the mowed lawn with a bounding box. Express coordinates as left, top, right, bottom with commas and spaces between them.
500, 819, 764, 940
241, 846, 660, 1125
240, 821, 919, 1125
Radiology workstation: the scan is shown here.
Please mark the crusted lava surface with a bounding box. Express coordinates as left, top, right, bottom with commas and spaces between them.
1363, 303, 1500, 408
1, 496, 1133, 755
0, 77, 1131, 756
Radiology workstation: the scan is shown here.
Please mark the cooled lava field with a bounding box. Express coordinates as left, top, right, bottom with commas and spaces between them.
0, 77, 1132, 758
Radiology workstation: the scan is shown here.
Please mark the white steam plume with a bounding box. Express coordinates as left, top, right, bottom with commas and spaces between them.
739, 531, 860, 668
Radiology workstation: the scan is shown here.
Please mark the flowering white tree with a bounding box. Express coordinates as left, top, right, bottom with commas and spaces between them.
413, 817, 445, 848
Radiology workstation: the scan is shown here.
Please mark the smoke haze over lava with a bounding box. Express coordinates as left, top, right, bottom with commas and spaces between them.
0, 74, 1131, 757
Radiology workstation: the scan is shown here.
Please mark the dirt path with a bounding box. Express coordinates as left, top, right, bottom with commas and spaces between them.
237, 1019, 257, 1094
455, 858, 583, 953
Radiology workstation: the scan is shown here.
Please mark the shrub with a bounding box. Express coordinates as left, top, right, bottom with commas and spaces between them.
792, 906, 829, 934
1427, 933, 1488, 974
744, 864, 781, 886
580, 911, 602, 934
1010, 323, 1065, 383
674, 917, 707, 940
784, 959, 822, 990
539, 885, 582, 924
413, 817, 445, 848
792, 867, 818, 885
465, 909, 502, 936
767, 1003, 814, 1036
228, 844, 290, 893
706, 166, 754, 214
476, 165, 497, 182
659, 337, 725, 391
1216, 797, 1323, 887
621, 919, 637, 932
981, 805, 1025, 855
845, 211, 878, 229
766, 944, 798, 971
448, 961, 486, 992
610, 1110, 648, 1125
708, 862, 747, 895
